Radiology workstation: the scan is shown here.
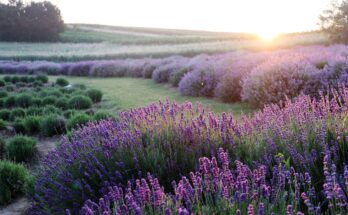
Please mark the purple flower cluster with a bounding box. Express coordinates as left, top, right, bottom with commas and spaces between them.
1, 45, 348, 106
78, 148, 348, 214
30, 87, 348, 214
241, 54, 317, 107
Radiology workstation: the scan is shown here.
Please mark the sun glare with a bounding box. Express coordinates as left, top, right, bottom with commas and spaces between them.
258, 31, 279, 41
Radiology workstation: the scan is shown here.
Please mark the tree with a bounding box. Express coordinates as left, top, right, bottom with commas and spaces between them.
320, 0, 348, 43
0, 0, 64, 42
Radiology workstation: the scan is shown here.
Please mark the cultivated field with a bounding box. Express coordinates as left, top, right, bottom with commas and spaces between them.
0, 24, 327, 61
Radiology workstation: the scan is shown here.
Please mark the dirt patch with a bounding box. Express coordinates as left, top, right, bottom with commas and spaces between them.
0, 198, 30, 215
36, 136, 60, 156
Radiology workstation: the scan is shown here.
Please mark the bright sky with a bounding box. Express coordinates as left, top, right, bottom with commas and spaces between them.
18, 0, 333, 35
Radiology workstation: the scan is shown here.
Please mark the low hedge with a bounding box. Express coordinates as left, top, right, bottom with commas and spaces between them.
5, 135, 36, 163
0, 160, 29, 205
68, 95, 92, 110
40, 114, 66, 137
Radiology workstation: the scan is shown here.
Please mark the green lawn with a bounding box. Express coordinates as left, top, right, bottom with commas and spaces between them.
49, 76, 253, 115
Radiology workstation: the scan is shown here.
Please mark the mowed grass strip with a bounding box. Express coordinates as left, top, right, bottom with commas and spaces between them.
49, 76, 253, 115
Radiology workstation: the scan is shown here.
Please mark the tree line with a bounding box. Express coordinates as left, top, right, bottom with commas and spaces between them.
0, 0, 64, 42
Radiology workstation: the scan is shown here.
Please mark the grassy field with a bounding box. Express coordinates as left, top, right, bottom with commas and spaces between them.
48, 76, 253, 115
0, 24, 327, 61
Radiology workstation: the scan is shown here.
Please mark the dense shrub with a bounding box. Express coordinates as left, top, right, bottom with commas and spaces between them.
3, 76, 11, 82
4, 96, 16, 107
15, 82, 26, 88
68, 95, 92, 109
0, 90, 8, 98
0, 119, 7, 130
214, 53, 269, 103
23, 116, 41, 134
5, 136, 36, 162
36, 75, 48, 83
69, 62, 93, 76
0, 79, 5, 87
15, 93, 33, 108
5, 85, 15, 92
152, 62, 183, 83
85, 89, 103, 103
11, 76, 20, 83
304, 61, 348, 98
55, 98, 69, 110
124, 60, 145, 77
142, 62, 157, 78
31, 98, 42, 107
40, 114, 66, 136
179, 67, 219, 97
169, 67, 190, 87
42, 105, 61, 115
63, 109, 77, 119
0, 137, 4, 158
40, 89, 62, 97
42, 96, 57, 106
215, 72, 243, 102
241, 56, 317, 107
0, 161, 29, 205
55, 78, 69, 87
33, 80, 43, 87
28, 76, 35, 83
13, 120, 26, 134
0, 109, 10, 121
10, 108, 26, 121
90, 62, 126, 77
26, 106, 42, 116
67, 113, 91, 131
19, 76, 29, 83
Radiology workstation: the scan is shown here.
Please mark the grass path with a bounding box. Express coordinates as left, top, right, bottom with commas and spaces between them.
49, 76, 253, 115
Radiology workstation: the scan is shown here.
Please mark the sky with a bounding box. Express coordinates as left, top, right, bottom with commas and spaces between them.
10, 0, 333, 36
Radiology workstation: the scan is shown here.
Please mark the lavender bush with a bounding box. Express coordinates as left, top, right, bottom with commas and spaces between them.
78, 148, 348, 214
30, 87, 348, 214
90, 61, 127, 77
241, 54, 318, 107
304, 60, 348, 98
152, 57, 188, 83
214, 53, 269, 102
178, 66, 219, 97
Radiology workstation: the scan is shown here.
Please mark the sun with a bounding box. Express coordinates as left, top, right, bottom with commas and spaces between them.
258, 31, 279, 41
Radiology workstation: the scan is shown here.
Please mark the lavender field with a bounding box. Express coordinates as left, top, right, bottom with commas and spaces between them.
1, 0, 348, 214
1, 44, 348, 108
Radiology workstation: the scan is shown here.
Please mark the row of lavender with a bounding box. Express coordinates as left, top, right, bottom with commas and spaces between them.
30, 88, 348, 214
79, 149, 347, 215
1, 45, 348, 107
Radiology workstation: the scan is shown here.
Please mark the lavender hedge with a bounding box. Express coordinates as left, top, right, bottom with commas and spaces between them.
79, 148, 348, 214
1, 45, 348, 107
30, 87, 348, 214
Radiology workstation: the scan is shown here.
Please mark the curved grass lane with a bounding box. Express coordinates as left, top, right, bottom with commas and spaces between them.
49, 76, 253, 116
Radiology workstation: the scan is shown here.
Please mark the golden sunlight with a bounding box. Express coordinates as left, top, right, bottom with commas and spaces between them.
258, 31, 279, 41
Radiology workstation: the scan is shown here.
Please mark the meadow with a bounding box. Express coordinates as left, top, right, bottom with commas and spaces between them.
47, 76, 252, 114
